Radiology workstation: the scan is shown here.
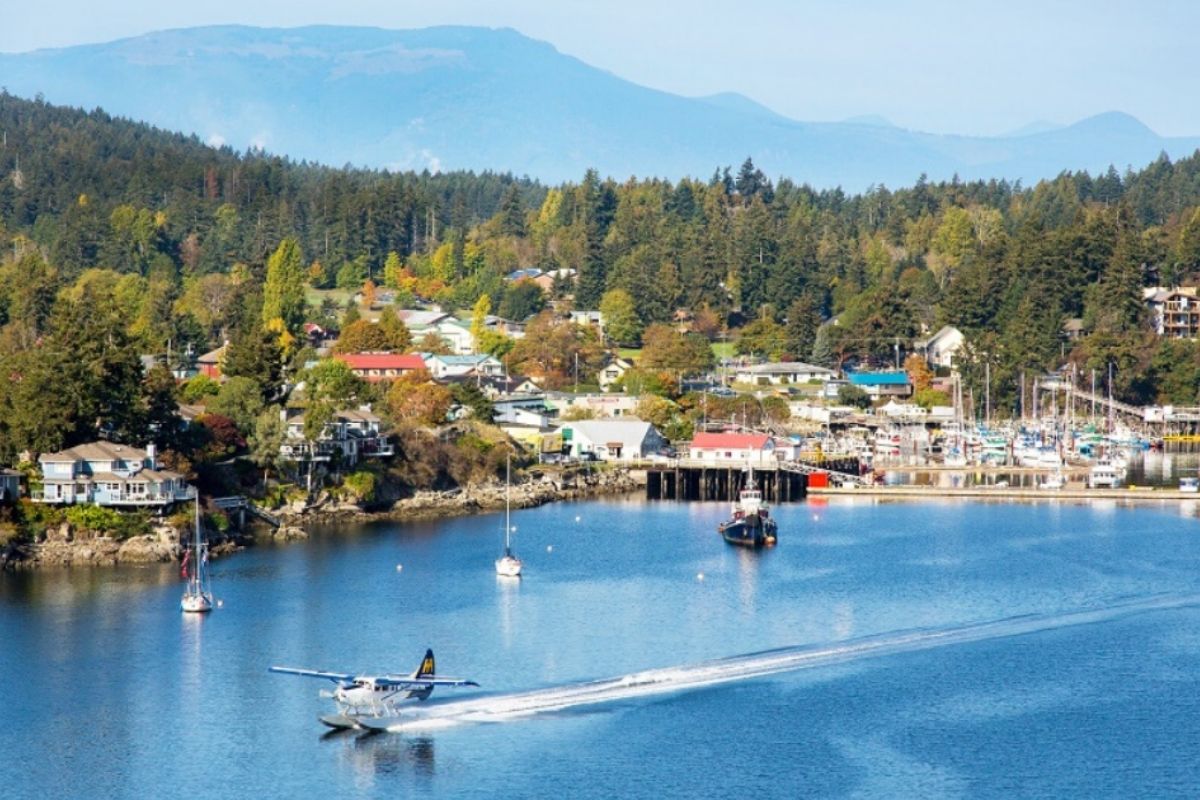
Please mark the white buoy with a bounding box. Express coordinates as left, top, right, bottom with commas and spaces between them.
574, 516, 581, 523
216, 599, 224, 608
696, 572, 705, 581
395, 563, 404, 572
812, 514, 820, 522
546, 545, 554, 553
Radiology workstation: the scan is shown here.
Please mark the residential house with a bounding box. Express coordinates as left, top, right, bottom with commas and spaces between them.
533, 268, 576, 292
688, 432, 776, 465
506, 268, 543, 282
569, 310, 604, 331
913, 325, 965, 369
441, 374, 542, 400
846, 371, 913, 400
410, 319, 474, 354
196, 344, 226, 381
1062, 318, 1087, 340
597, 357, 633, 392
335, 353, 426, 382
733, 361, 835, 386
425, 353, 504, 380
398, 309, 452, 328
1144, 287, 1200, 338
280, 407, 393, 466
36, 442, 193, 508
559, 419, 666, 461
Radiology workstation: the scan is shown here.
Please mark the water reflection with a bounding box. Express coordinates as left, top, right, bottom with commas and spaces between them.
336, 732, 436, 787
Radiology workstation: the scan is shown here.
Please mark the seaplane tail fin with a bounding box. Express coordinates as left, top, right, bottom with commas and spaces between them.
415, 648, 435, 679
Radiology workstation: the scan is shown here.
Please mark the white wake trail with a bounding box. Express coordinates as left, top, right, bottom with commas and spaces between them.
375, 592, 1200, 733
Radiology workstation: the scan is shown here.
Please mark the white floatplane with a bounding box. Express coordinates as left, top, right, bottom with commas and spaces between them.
269, 649, 479, 730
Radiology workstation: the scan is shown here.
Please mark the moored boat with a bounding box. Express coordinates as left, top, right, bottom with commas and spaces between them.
180, 497, 214, 613
718, 468, 777, 548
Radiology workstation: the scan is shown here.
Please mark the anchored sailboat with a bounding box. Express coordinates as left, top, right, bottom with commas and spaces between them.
181, 496, 214, 613
495, 454, 522, 577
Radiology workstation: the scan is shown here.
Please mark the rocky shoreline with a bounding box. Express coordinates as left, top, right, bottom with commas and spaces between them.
0, 468, 642, 570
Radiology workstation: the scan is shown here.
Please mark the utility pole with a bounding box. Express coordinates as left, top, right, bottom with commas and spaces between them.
574, 352, 579, 394
985, 360, 991, 427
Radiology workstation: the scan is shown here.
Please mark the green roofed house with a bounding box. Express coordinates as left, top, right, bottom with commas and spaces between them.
846, 371, 913, 400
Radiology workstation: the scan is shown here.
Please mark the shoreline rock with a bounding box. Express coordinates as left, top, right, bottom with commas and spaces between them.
0, 468, 642, 571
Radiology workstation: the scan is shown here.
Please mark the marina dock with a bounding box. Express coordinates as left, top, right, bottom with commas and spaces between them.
808, 485, 1200, 503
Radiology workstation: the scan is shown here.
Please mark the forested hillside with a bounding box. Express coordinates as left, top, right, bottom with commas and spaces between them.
3, 91, 1200, 463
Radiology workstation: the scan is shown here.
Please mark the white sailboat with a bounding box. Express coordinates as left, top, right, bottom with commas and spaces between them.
495, 455, 522, 577
181, 496, 214, 613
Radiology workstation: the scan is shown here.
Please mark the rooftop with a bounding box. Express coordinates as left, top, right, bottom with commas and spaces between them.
847, 371, 910, 386
690, 432, 772, 449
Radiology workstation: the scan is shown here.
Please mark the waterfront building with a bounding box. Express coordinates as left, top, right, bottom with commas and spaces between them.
36, 442, 193, 507
559, 419, 666, 461
688, 432, 776, 465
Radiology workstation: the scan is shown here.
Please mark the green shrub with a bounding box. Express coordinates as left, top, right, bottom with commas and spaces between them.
342, 470, 377, 503
63, 505, 151, 539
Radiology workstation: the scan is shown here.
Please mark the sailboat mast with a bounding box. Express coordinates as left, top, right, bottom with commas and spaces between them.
505, 454, 511, 551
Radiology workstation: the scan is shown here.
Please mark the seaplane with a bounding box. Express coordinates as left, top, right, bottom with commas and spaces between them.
269, 649, 479, 731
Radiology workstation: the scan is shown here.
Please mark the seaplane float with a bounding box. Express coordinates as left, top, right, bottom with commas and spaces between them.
270, 649, 478, 731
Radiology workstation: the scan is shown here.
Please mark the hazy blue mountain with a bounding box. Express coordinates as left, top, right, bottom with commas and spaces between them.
2, 25, 1198, 188
1003, 119, 1066, 137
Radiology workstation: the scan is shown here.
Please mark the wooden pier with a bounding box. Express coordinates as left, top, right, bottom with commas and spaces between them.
645, 463, 808, 502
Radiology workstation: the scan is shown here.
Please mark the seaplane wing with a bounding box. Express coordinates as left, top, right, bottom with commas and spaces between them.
268, 666, 358, 684
376, 676, 480, 688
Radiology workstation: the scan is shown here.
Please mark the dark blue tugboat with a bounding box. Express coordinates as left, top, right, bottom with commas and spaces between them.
718, 470, 777, 548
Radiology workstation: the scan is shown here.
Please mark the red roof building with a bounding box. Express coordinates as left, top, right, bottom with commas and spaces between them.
689, 432, 776, 464
335, 353, 426, 382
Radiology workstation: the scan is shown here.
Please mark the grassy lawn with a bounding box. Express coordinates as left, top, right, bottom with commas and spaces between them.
711, 341, 735, 360
618, 347, 643, 360
306, 287, 356, 307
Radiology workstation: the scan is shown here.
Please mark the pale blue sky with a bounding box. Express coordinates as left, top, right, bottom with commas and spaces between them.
4, 0, 1198, 136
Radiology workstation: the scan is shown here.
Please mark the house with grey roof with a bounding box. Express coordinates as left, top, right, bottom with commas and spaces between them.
36, 442, 193, 508
559, 419, 666, 462
280, 407, 394, 466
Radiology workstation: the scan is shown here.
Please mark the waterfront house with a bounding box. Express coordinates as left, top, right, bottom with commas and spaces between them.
280, 407, 394, 465
36, 442, 193, 508
913, 325, 965, 369
688, 432, 776, 465
335, 352, 426, 382
733, 361, 835, 386
846, 371, 913, 400
559, 419, 666, 462
425, 353, 504, 380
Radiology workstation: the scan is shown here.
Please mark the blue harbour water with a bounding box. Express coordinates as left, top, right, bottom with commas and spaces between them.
3, 495, 1200, 798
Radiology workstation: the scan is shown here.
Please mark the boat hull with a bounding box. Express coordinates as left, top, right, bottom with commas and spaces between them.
180, 592, 213, 613
718, 514, 778, 548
